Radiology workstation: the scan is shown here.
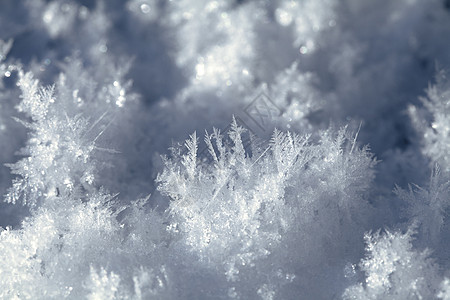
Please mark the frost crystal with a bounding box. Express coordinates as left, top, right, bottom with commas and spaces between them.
5, 71, 100, 206
157, 118, 376, 297
395, 165, 450, 245
410, 72, 450, 172
86, 266, 121, 300
343, 228, 440, 300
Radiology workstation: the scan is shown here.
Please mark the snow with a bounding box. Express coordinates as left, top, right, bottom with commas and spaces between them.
1, 0, 450, 299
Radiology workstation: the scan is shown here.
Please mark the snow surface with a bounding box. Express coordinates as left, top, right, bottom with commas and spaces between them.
1, 0, 450, 299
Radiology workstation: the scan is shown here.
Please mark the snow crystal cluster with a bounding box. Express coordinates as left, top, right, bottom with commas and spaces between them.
1, 0, 450, 299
